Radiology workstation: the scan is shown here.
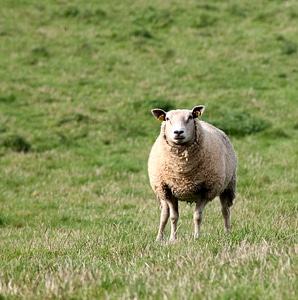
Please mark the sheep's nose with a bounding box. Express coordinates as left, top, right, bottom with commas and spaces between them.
174, 130, 184, 136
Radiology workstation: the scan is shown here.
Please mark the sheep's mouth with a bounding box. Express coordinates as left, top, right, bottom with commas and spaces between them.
173, 137, 186, 143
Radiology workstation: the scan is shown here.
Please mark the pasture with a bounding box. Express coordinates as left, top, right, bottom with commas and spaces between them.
0, 0, 297, 299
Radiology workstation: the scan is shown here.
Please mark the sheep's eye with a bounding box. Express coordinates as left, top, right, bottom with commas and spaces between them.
166, 117, 170, 121
187, 115, 193, 123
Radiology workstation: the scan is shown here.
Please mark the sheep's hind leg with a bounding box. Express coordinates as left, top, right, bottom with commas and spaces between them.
220, 191, 234, 233
156, 199, 169, 241
193, 201, 207, 239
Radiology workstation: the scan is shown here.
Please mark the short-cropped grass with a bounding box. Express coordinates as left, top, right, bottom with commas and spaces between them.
0, 0, 297, 299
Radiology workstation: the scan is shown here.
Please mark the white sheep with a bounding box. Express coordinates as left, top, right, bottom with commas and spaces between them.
148, 105, 237, 241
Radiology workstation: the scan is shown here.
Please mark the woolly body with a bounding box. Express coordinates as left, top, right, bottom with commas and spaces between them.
148, 106, 237, 241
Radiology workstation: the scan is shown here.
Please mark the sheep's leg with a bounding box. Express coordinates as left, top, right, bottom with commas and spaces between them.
220, 191, 233, 233
156, 199, 169, 241
193, 201, 206, 239
168, 199, 179, 242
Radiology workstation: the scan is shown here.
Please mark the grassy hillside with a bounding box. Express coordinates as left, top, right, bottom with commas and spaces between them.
0, 0, 297, 299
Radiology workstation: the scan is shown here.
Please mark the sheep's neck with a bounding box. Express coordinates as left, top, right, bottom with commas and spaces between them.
163, 140, 201, 174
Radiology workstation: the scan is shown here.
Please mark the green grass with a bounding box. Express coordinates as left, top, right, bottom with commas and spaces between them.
0, 0, 297, 299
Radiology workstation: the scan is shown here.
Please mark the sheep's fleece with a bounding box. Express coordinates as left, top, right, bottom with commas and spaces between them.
148, 105, 237, 241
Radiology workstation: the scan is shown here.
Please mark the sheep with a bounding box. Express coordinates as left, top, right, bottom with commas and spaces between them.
148, 105, 237, 242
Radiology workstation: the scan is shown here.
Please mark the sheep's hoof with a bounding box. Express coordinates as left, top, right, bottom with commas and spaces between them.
169, 237, 177, 243
194, 232, 200, 239
156, 235, 164, 242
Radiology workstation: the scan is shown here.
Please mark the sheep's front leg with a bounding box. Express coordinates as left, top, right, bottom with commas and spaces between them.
168, 199, 179, 242
156, 199, 169, 241
193, 201, 206, 239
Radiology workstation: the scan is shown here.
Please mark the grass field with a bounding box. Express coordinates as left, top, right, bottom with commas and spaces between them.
0, 0, 297, 299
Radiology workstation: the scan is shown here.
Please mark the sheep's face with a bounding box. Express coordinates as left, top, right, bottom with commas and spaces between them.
152, 106, 205, 145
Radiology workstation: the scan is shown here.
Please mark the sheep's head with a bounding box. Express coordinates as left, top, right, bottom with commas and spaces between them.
152, 105, 205, 145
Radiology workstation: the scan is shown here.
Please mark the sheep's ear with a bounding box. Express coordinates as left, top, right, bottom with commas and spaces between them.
151, 109, 166, 122
192, 105, 205, 118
